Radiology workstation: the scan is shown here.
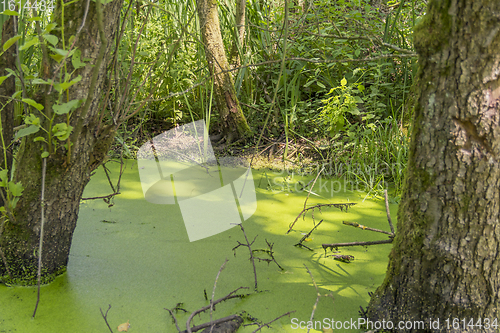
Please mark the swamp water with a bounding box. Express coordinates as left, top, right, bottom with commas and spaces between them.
0, 161, 395, 332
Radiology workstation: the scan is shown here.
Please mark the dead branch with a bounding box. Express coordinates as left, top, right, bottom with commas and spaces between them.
185, 287, 250, 333
322, 239, 393, 251
342, 221, 393, 236
295, 219, 323, 249
165, 303, 188, 332
100, 304, 114, 333
250, 310, 296, 332
181, 315, 242, 333
288, 202, 356, 234
82, 159, 125, 203
321, 189, 396, 251
287, 167, 324, 233
232, 223, 259, 290
251, 239, 284, 270
303, 264, 334, 333
209, 259, 228, 332
384, 189, 395, 234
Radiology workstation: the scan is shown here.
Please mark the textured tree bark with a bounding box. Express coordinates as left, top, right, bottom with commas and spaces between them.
229, 0, 246, 67
0, 0, 122, 283
196, 0, 251, 143
0, 17, 16, 182
366, 1, 500, 331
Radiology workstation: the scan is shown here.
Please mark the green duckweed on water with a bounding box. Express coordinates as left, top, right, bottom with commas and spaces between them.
0, 160, 395, 332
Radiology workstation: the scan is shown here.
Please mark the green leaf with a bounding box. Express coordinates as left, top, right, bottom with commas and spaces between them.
50, 53, 65, 62
34, 136, 47, 143
340, 78, 347, 86
25, 114, 40, 126
32, 78, 49, 85
303, 80, 314, 88
27, 17, 42, 22
22, 98, 44, 111
19, 37, 39, 51
1, 10, 19, 16
71, 49, 85, 69
52, 123, 73, 141
53, 99, 81, 115
15, 125, 40, 140
41, 151, 49, 158
0, 75, 11, 86
54, 75, 82, 93
51, 47, 69, 56
43, 34, 58, 46
316, 82, 326, 89
3, 35, 21, 51
43, 23, 57, 34
8, 181, 23, 197
11, 91, 21, 99
0, 169, 7, 187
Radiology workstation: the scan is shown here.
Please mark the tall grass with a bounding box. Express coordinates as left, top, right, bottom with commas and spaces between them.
328, 116, 410, 200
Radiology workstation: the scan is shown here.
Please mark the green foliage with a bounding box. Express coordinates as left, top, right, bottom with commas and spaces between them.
319, 77, 364, 135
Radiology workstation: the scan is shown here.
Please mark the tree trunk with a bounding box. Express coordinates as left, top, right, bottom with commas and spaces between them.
197, 0, 251, 144
0, 17, 16, 181
229, 0, 245, 67
0, 0, 122, 283
366, 0, 500, 331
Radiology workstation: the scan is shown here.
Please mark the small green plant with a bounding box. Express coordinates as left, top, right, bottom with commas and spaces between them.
319, 77, 366, 136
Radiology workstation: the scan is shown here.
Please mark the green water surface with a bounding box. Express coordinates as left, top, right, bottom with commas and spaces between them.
0, 161, 396, 332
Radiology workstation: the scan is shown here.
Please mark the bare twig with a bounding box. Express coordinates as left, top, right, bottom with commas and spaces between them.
165, 303, 188, 332
322, 239, 393, 251
99, 304, 114, 333
32, 157, 47, 318
303, 264, 334, 333
384, 190, 395, 235
82, 160, 125, 202
186, 287, 249, 333
209, 259, 228, 333
251, 310, 296, 332
295, 220, 323, 249
342, 221, 393, 236
232, 224, 258, 290
288, 202, 356, 234
181, 315, 242, 333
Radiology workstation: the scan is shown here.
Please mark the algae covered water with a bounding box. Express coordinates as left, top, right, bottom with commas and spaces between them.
0, 161, 394, 332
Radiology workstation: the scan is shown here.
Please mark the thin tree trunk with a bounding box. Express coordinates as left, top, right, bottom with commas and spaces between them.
229, 0, 245, 67
197, 0, 251, 143
0, 17, 15, 181
0, 0, 122, 283
367, 0, 500, 330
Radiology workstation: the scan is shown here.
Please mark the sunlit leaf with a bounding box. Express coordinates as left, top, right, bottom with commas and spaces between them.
340, 77, 347, 86
22, 98, 44, 111
43, 34, 58, 46
53, 99, 81, 115
50, 53, 65, 62
54, 75, 82, 93
43, 23, 57, 34
41, 151, 49, 158
3, 35, 21, 51
1, 10, 19, 16
0, 75, 11, 86
19, 37, 39, 51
